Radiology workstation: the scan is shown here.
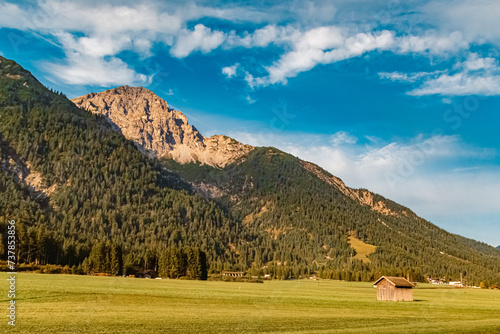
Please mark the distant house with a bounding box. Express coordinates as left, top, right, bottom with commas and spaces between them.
222, 271, 244, 277
373, 276, 414, 301
428, 277, 446, 285
449, 281, 463, 287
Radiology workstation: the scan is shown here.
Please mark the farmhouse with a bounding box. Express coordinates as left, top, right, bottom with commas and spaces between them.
373, 276, 414, 301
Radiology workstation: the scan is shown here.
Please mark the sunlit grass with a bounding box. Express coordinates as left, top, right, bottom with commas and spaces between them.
1, 273, 499, 333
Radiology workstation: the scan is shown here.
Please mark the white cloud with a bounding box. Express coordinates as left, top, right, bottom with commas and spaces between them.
330, 131, 357, 146
0, 1, 262, 85
379, 53, 500, 96
244, 72, 269, 89
170, 24, 226, 58
0, 1, 181, 85
259, 29, 396, 86
378, 71, 440, 83
396, 31, 468, 54
53, 32, 132, 58
407, 54, 500, 96
222, 65, 238, 78
245, 95, 257, 104
43, 53, 152, 86
0, 1, 181, 40
226, 25, 291, 48
423, 0, 500, 47
460, 53, 497, 71
409, 73, 500, 96
1, 0, 499, 96
0, 2, 26, 28
239, 28, 468, 87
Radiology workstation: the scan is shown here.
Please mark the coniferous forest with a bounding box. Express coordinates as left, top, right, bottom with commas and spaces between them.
1, 56, 499, 285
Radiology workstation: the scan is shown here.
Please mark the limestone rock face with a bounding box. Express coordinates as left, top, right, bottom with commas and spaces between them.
71, 86, 253, 167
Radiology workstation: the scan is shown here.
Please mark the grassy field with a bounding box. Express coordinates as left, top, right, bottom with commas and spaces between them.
348, 235, 377, 263
1, 273, 499, 333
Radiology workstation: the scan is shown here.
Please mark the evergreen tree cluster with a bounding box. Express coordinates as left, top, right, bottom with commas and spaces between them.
82, 241, 123, 275
158, 247, 207, 280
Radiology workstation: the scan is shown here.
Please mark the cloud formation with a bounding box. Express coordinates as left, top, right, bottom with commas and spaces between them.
222, 65, 237, 78
1, 0, 498, 94
378, 53, 500, 96
43, 53, 152, 86
170, 24, 226, 58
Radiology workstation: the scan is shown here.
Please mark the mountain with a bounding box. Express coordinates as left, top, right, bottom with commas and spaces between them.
1, 55, 499, 285
69, 87, 431, 214
0, 56, 237, 275
73, 84, 500, 284
71, 86, 252, 167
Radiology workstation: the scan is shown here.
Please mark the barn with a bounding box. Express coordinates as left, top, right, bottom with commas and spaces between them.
373, 276, 414, 301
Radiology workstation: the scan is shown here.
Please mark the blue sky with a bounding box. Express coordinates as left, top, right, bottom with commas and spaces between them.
1, 0, 499, 246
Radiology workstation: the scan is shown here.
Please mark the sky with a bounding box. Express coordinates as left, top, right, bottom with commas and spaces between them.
0, 0, 499, 246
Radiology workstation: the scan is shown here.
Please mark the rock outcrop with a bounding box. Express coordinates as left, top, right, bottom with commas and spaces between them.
301, 160, 403, 217
71, 86, 253, 167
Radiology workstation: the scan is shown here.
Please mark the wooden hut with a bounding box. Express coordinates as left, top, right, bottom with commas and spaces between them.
373, 276, 414, 301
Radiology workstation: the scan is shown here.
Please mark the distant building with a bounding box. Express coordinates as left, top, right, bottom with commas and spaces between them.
449, 281, 463, 287
373, 276, 414, 301
428, 278, 445, 285
222, 271, 244, 277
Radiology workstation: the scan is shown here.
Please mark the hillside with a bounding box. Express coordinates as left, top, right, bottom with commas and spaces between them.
1, 56, 499, 285
0, 56, 241, 275
163, 148, 500, 284
73, 84, 500, 285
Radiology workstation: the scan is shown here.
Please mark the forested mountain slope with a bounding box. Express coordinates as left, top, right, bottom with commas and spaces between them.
1, 56, 499, 285
75, 83, 500, 285
164, 148, 500, 285
0, 56, 244, 275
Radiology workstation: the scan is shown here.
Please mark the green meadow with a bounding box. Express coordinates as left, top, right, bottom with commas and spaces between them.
1, 273, 499, 333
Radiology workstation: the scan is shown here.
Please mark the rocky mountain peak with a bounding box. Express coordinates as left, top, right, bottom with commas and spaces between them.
72, 86, 253, 167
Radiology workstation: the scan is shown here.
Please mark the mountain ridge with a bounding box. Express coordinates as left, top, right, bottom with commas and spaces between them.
72, 86, 416, 218
71, 86, 253, 168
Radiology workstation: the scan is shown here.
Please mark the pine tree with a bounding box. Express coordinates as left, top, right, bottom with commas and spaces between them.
110, 243, 123, 276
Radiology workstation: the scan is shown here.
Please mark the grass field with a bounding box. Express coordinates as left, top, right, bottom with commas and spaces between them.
1, 273, 499, 333
348, 235, 377, 263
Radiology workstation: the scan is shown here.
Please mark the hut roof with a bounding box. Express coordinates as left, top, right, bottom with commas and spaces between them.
373, 276, 414, 288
